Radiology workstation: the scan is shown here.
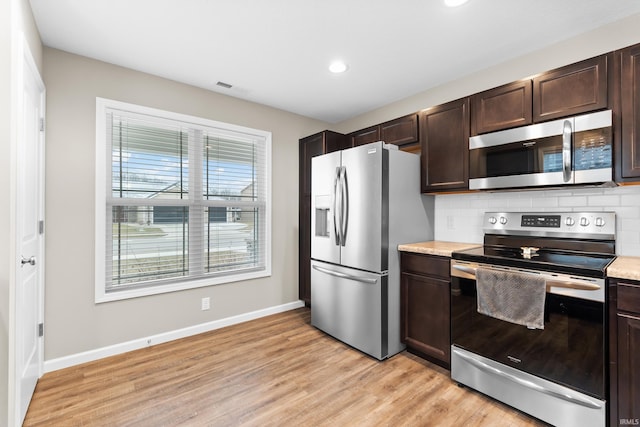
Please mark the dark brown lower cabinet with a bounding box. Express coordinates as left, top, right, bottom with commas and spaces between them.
609, 278, 640, 427
400, 252, 450, 368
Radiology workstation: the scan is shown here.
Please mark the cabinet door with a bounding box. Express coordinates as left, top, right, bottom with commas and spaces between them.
401, 272, 451, 366
350, 125, 380, 147
299, 195, 312, 304
420, 98, 469, 193
381, 114, 419, 146
620, 44, 640, 179
617, 314, 640, 422
533, 55, 609, 122
299, 133, 325, 196
471, 80, 532, 135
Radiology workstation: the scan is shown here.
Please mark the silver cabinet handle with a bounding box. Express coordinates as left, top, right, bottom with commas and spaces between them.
312, 264, 378, 284
562, 119, 572, 182
452, 348, 602, 409
21, 256, 36, 266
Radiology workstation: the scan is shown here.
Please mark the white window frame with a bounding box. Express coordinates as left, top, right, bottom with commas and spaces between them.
95, 98, 272, 303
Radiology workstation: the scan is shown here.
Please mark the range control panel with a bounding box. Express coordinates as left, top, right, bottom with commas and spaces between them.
521, 215, 561, 228
484, 212, 616, 239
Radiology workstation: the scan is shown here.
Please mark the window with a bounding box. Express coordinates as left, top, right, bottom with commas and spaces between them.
95, 98, 271, 302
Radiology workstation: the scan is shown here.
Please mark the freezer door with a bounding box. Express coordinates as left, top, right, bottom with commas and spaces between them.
311, 260, 387, 359
340, 142, 384, 272
311, 150, 341, 265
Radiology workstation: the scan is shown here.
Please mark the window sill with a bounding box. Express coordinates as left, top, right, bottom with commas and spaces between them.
94, 268, 271, 303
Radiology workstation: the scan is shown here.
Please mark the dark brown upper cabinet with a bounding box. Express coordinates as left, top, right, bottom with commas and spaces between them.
471, 80, 532, 135
350, 125, 380, 147
616, 43, 640, 180
381, 114, 419, 146
533, 54, 609, 123
419, 98, 469, 193
350, 113, 419, 150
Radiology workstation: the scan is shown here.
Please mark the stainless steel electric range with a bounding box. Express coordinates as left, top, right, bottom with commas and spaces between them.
450, 211, 616, 427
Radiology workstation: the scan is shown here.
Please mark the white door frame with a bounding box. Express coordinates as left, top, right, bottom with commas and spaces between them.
11, 33, 45, 426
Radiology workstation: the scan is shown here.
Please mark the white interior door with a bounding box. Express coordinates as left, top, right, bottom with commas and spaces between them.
16, 38, 45, 425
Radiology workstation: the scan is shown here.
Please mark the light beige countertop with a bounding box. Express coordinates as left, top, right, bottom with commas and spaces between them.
398, 241, 481, 258
607, 256, 640, 281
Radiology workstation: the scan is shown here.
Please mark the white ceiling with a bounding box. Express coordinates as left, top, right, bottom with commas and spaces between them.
29, 0, 640, 124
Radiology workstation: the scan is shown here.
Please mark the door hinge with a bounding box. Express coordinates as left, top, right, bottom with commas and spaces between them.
38, 323, 44, 337
39, 118, 45, 132
39, 220, 44, 235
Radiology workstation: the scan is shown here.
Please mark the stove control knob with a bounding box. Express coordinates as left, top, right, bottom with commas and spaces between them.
595, 217, 606, 227
565, 217, 575, 227
499, 216, 508, 225
488, 216, 497, 225
579, 217, 590, 227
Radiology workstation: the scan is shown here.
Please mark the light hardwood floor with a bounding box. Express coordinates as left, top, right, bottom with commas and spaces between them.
24, 308, 547, 426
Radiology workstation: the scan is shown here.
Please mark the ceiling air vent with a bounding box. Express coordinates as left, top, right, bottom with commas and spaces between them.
216, 81, 233, 89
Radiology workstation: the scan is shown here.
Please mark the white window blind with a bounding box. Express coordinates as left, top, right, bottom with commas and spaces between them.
95, 98, 271, 302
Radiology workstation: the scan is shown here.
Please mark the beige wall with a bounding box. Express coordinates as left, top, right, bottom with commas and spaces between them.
1, 0, 42, 424
333, 13, 640, 135
43, 47, 328, 360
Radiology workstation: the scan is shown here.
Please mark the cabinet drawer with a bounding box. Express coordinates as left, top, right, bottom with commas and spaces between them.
618, 282, 640, 314
401, 252, 450, 279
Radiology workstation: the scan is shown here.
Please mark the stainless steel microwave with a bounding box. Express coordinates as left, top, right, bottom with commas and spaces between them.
468, 110, 612, 190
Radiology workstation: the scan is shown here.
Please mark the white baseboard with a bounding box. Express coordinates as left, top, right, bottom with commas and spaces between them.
44, 300, 305, 373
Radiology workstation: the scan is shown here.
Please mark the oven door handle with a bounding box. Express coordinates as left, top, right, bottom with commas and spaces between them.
451, 264, 601, 291
452, 348, 602, 409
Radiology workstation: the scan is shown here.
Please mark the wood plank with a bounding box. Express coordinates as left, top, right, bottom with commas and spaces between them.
24, 308, 547, 426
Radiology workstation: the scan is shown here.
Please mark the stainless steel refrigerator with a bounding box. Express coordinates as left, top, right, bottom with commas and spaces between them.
310, 141, 434, 360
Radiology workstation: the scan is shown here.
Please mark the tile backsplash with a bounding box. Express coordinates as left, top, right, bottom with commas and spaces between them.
434, 185, 640, 256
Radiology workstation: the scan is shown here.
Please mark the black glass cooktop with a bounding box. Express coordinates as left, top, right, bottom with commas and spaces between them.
452, 245, 616, 277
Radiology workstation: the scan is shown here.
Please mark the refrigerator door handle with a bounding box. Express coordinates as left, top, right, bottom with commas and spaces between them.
312, 264, 378, 284
340, 167, 349, 246
333, 166, 342, 246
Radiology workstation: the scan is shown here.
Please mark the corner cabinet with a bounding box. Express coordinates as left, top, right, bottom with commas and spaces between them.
400, 252, 451, 368
608, 278, 640, 427
299, 131, 349, 305
419, 98, 469, 193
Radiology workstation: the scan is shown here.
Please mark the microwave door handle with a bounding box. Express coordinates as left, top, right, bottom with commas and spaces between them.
562, 120, 572, 182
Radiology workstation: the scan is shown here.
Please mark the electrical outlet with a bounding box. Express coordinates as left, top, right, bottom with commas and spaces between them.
201, 297, 210, 311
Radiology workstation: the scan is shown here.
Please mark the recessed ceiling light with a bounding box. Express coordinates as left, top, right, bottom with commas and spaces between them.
444, 0, 469, 7
329, 61, 348, 74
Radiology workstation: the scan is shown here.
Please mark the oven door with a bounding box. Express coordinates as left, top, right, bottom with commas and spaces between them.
450, 263, 605, 400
